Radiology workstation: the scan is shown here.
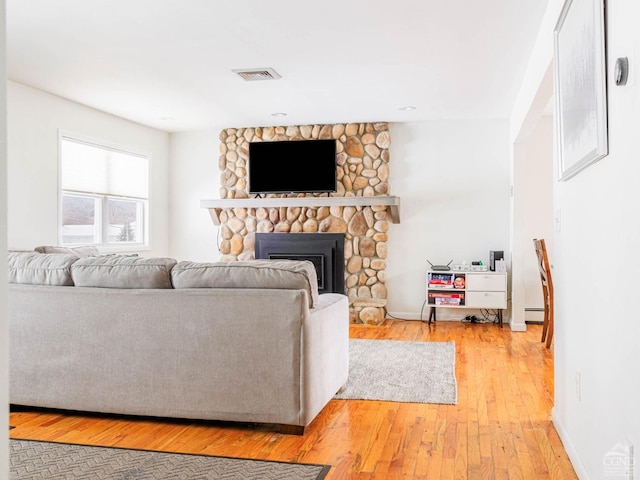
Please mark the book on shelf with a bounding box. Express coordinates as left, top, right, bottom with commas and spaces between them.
428, 292, 464, 299
435, 297, 463, 306
427, 272, 455, 288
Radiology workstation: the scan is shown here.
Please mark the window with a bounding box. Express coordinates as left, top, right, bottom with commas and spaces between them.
60, 136, 149, 247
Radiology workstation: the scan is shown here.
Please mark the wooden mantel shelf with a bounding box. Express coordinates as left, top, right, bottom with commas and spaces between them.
200, 196, 401, 225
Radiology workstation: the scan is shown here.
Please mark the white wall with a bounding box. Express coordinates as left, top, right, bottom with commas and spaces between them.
383, 120, 511, 319
7, 82, 171, 256
522, 115, 554, 320
1, 0, 9, 475
169, 130, 222, 262
511, 0, 640, 477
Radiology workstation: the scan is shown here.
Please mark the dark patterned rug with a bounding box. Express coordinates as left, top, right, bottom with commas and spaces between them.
10, 439, 330, 480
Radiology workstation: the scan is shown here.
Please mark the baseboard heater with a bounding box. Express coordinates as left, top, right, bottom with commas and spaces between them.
525, 307, 544, 324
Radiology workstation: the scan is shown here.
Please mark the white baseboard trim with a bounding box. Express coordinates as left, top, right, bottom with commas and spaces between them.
510, 321, 527, 332
386, 309, 504, 323
552, 407, 590, 480
385, 311, 425, 321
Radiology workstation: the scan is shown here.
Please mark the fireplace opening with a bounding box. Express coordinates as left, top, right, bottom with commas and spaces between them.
255, 233, 345, 295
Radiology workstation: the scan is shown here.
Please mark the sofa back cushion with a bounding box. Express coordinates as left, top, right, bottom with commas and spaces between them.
72, 256, 177, 289
34, 245, 100, 257
171, 259, 320, 307
8, 252, 78, 286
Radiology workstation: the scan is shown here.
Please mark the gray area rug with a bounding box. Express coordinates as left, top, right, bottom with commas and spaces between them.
10, 439, 329, 480
335, 339, 457, 404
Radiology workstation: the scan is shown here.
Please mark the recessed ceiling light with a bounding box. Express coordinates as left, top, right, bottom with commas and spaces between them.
160, 116, 174, 121
271, 112, 287, 117
398, 106, 417, 111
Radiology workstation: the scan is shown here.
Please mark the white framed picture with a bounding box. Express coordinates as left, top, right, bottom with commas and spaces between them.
554, 0, 608, 181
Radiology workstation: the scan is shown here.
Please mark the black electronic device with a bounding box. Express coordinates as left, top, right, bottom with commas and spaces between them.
489, 250, 504, 271
427, 260, 453, 271
248, 139, 337, 194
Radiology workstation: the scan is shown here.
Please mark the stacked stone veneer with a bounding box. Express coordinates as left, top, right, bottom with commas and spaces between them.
217, 122, 391, 325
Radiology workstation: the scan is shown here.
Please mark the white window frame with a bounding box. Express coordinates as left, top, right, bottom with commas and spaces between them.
58, 132, 151, 251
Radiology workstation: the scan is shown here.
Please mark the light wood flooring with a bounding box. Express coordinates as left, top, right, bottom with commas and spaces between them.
9, 320, 577, 479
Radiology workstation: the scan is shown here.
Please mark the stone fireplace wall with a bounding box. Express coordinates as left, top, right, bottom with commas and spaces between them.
217, 122, 391, 324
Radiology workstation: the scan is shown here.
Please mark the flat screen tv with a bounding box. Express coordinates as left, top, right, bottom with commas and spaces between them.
248, 139, 337, 194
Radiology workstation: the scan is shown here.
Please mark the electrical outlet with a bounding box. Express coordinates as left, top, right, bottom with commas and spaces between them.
575, 371, 581, 402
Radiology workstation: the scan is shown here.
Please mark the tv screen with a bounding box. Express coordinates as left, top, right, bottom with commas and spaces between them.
248, 139, 337, 194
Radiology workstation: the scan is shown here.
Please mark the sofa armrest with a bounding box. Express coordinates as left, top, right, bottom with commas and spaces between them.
300, 293, 350, 425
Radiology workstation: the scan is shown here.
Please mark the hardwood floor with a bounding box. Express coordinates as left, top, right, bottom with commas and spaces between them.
9, 320, 577, 479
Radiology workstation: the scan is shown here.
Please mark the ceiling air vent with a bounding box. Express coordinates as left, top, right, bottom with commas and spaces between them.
232, 68, 282, 81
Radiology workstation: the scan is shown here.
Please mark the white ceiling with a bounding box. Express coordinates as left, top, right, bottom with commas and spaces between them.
7, 0, 550, 132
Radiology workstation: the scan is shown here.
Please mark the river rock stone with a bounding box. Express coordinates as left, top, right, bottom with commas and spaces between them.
345, 137, 364, 157
245, 217, 257, 232
364, 143, 380, 159
376, 131, 391, 149
357, 286, 371, 298
361, 132, 375, 144
227, 216, 245, 233
371, 259, 386, 270
230, 234, 244, 254
257, 220, 274, 233
348, 212, 368, 236
353, 176, 369, 190
243, 233, 255, 251
372, 283, 387, 299
374, 220, 389, 232
287, 207, 302, 222
255, 208, 268, 221
317, 206, 330, 220
347, 256, 363, 274
300, 125, 313, 138
274, 222, 291, 232
222, 170, 237, 188
359, 237, 376, 257
345, 123, 359, 136
358, 307, 384, 325
319, 125, 332, 139
220, 224, 233, 240
303, 218, 318, 232
319, 216, 347, 233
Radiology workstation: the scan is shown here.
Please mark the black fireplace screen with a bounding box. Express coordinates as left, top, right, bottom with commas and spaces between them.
254, 233, 345, 295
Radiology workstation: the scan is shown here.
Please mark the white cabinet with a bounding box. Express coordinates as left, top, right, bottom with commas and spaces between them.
427, 270, 507, 326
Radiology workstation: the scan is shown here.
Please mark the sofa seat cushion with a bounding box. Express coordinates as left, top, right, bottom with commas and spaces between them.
171, 259, 320, 307
35, 245, 100, 257
71, 256, 177, 289
8, 252, 78, 286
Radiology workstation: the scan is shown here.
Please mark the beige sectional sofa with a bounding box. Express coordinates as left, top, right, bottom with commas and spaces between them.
8, 251, 350, 434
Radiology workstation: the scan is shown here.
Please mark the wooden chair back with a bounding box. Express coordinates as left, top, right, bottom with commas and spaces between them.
533, 238, 554, 348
